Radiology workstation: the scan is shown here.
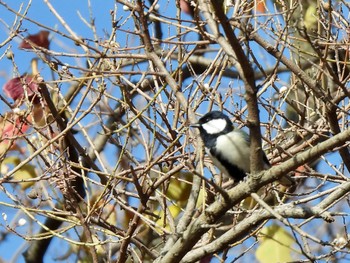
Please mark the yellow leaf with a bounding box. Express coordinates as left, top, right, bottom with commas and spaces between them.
166, 170, 193, 203
196, 188, 207, 209
2, 156, 37, 189
155, 204, 181, 232
12, 164, 37, 190
1, 156, 21, 167
91, 234, 105, 255
105, 204, 117, 226
304, 4, 318, 30
256, 224, 295, 263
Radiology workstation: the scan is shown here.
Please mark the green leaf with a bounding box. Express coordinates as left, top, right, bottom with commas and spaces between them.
256, 224, 295, 263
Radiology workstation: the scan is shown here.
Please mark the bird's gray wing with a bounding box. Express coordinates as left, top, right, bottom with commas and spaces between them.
237, 129, 271, 168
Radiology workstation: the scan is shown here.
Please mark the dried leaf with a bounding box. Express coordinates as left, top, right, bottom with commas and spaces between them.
180, 0, 194, 16
19, 30, 50, 50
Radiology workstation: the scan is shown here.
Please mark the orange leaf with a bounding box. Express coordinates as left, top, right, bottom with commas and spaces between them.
255, 0, 266, 13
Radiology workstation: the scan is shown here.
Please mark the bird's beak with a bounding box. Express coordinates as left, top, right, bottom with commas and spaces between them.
190, 123, 200, 128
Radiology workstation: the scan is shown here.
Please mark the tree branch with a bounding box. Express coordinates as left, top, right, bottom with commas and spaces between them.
155, 125, 350, 262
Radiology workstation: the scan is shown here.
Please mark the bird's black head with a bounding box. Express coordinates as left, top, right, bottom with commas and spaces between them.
192, 111, 234, 140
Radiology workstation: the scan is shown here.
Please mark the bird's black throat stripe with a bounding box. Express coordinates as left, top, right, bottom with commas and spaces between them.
210, 147, 246, 181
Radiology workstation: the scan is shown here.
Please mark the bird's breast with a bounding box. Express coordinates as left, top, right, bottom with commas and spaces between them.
214, 131, 251, 173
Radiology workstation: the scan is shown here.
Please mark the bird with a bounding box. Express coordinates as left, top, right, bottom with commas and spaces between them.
191, 110, 271, 182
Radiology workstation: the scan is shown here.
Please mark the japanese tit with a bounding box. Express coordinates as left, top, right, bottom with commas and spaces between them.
191, 111, 271, 182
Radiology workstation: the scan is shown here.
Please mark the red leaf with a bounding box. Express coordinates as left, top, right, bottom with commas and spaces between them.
3, 76, 40, 104
19, 30, 50, 50
1, 116, 30, 139
295, 165, 307, 177
180, 0, 194, 16
0, 113, 30, 155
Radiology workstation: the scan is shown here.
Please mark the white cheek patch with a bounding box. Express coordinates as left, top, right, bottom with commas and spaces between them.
202, 118, 226, 134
